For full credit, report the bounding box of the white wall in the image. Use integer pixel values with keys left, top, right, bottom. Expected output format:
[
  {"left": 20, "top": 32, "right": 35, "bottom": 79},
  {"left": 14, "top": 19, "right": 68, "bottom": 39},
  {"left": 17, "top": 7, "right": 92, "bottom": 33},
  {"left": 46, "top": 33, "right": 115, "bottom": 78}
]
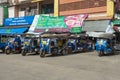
[
  {"left": 8, "top": 7, "right": 15, "bottom": 18},
  {"left": 0, "top": 7, "right": 3, "bottom": 25},
  {"left": 19, "top": 11, "right": 25, "bottom": 17}
]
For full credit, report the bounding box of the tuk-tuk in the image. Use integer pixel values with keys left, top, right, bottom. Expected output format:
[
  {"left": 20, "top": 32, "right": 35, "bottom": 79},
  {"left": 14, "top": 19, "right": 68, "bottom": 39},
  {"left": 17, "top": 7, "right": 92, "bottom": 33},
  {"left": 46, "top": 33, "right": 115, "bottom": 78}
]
[
  {"left": 95, "top": 33, "right": 115, "bottom": 56},
  {"left": 5, "top": 35, "right": 22, "bottom": 54},
  {"left": 0, "top": 34, "right": 8, "bottom": 52},
  {"left": 68, "top": 33, "right": 94, "bottom": 53},
  {"left": 39, "top": 32, "right": 70, "bottom": 57},
  {"left": 21, "top": 34, "right": 40, "bottom": 56}
]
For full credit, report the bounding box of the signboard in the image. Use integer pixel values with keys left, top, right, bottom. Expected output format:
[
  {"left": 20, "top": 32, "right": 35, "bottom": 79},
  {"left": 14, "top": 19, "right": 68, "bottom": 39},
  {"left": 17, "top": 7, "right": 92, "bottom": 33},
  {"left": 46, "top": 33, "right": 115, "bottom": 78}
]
[
  {"left": 71, "top": 27, "right": 82, "bottom": 33},
  {"left": 36, "top": 15, "right": 67, "bottom": 29},
  {"left": 64, "top": 14, "right": 88, "bottom": 29},
  {"left": 4, "top": 16, "right": 34, "bottom": 26},
  {"left": 113, "top": 19, "right": 120, "bottom": 25}
]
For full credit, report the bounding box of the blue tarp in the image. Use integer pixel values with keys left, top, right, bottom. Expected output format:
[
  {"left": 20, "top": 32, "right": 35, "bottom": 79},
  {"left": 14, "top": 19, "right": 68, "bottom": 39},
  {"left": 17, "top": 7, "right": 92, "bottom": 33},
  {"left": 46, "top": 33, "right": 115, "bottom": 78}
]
[{"left": 0, "top": 27, "right": 28, "bottom": 34}]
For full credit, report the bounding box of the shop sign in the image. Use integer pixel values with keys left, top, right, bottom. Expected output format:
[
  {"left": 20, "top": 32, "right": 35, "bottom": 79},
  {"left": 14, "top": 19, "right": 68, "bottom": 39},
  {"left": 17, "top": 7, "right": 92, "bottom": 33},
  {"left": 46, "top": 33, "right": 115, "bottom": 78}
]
[
  {"left": 64, "top": 14, "right": 88, "bottom": 29},
  {"left": 71, "top": 27, "right": 82, "bottom": 33},
  {"left": 36, "top": 15, "right": 67, "bottom": 29},
  {"left": 4, "top": 16, "right": 34, "bottom": 26},
  {"left": 113, "top": 19, "right": 120, "bottom": 25}
]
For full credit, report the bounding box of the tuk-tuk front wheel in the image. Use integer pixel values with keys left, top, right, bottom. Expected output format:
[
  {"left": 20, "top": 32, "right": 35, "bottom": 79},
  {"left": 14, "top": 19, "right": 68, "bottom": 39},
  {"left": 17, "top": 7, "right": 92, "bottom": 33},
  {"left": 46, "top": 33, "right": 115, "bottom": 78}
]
[
  {"left": 99, "top": 50, "right": 104, "bottom": 57},
  {"left": 5, "top": 48, "right": 11, "bottom": 55},
  {"left": 21, "top": 49, "right": 26, "bottom": 56},
  {"left": 40, "top": 50, "right": 46, "bottom": 58}
]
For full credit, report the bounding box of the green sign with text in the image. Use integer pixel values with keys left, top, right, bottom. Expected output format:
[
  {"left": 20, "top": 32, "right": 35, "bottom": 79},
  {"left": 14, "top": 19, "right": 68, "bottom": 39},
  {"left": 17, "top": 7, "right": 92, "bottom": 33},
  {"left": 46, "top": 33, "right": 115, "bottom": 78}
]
[{"left": 36, "top": 16, "right": 67, "bottom": 29}]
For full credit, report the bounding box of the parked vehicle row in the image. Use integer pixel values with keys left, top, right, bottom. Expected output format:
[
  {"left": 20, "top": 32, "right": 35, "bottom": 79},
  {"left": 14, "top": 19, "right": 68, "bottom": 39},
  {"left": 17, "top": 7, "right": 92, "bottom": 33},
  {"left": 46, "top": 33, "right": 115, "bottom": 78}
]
[{"left": 0, "top": 31, "right": 120, "bottom": 57}]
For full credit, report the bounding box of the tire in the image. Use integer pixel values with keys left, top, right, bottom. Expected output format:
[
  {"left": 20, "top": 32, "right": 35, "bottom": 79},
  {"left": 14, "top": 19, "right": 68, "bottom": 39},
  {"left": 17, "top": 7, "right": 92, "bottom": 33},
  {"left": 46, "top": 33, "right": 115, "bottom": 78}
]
[
  {"left": 40, "top": 50, "right": 46, "bottom": 58},
  {"left": 21, "top": 49, "right": 26, "bottom": 56},
  {"left": 5, "top": 48, "right": 11, "bottom": 55},
  {"left": 99, "top": 50, "right": 103, "bottom": 57},
  {"left": 68, "top": 47, "right": 73, "bottom": 54},
  {"left": 61, "top": 49, "right": 67, "bottom": 55}
]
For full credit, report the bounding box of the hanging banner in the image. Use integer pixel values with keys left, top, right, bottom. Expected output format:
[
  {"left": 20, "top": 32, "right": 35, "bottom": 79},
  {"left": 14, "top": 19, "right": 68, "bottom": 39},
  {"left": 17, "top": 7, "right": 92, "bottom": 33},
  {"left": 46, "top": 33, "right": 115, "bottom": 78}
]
[
  {"left": 36, "top": 16, "right": 67, "bottom": 29},
  {"left": 64, "top": 14, "right": 88, "bottom": 29},
  {"left": 4, "top": 16, "right": 34, "bottom": 26},
  {"left": 29, "top": 15, "right": 39, "bottom": 32}
]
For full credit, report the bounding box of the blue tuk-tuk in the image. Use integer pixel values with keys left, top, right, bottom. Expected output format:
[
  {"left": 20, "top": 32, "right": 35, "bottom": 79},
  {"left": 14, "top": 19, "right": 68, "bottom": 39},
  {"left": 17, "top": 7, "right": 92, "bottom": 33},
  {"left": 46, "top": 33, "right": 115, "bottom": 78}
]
[
  {"left": 95, "top": 33, "right": 115, "bottom": 56},
  {"left": 21, "top": 34, "right": 40, "bottom": 56},
  {"left": 5, "top": 35, "right": 22, "bottom": 54},
  {"left": 68, "top": 33, "right": 94, "bottom": 53},
  {"left": 0, "top": 34, "right": 8, "bottom": 52},
  {"left": 39, "top": 33, "right": 69, "bottom": 57}
]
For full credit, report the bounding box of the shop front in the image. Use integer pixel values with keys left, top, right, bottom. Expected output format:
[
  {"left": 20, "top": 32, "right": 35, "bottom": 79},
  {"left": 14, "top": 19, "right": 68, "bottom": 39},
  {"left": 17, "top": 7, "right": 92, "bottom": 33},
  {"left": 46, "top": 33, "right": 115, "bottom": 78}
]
[
  {"left": 0, "top": 16, "right": 34, "bottom": 49},
  {"left": 83, "top": 20, "right": 111, "bottom": 32}
]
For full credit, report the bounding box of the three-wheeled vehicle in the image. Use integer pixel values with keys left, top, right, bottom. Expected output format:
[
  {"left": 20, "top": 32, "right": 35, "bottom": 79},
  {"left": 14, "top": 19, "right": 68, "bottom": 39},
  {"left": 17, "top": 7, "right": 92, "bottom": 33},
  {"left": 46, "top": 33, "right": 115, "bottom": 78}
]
[
  {"left": 95, "top": 33, "right": 115, "bottom": 56},
  {"left": 5, "top": 35, "right": 22, "bottom": 54},
  {"left": 0, "top": 34, "right": 8, "bottom": 53},
  {"left": 21, "top": 33, "right": 40, "bottom": 56},
  {"left": 68, "top": 33, "right": 94, "bottom": 53},
  {"left": 39, "top": 32, "right": 70, "bottom": 57}
]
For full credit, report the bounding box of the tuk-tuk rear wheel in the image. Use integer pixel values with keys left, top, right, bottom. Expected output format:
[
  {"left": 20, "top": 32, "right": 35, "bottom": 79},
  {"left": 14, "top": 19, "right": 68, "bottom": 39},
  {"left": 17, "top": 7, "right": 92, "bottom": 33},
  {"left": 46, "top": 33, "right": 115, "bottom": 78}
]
[
  {"left": 68, "top": 47, "right": 73, "bottom": 54},
  {"left": 22, "top": 50, "right": 26, "bottom": 56},
  {"left": 99, "top": 50, "right": 103, "bottom": 57},
  {"left": 5, "top": 49, "right": 11, "bottom": 55},
  {"left": 40, "top": 50, "right": 46, "bottom": 58}
]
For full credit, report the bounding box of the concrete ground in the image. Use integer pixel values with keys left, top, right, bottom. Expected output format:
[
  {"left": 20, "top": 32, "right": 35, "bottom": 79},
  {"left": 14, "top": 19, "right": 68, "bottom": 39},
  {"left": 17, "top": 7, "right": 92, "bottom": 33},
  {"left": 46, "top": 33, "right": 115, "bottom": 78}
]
[{"left": 0, "top": 51, "right": 120, "bottom": 80}]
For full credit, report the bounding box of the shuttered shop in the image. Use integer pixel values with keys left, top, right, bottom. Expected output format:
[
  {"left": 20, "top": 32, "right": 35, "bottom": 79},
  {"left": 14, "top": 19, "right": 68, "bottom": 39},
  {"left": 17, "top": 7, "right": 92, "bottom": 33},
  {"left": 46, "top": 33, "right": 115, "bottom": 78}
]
[{"left": 83, "top": 20, "right": 109, "bottom": 32}]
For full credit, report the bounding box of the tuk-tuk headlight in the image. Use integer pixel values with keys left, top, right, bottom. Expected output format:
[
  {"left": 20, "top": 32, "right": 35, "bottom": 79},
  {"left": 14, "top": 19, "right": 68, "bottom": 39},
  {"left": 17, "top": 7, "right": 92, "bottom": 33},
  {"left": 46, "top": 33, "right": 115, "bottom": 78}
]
[
  {"left": 42, "top": 41, "right": 47, "bottom": 45},
  {"left": 24, "top": 42, "right": 28, "bottom": 45},
  {"left": 98, "top": 40, "right": 104, "bottom": 45},
  {"left": 22, "top": 47, "right": 25, "bottom": 49}
]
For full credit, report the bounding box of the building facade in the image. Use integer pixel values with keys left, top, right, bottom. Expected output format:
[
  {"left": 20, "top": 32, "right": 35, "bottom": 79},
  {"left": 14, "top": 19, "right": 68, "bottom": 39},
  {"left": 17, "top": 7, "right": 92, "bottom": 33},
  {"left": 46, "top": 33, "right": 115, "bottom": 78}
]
[
  {"left": 58, "top": 0, "right": 114, "bottom": 32},
  {"left": 0, "top": 0, "right": 116, "bottom": 32},
  {"left": 7, "top": 0, "right": 54, "bottom": 18}
]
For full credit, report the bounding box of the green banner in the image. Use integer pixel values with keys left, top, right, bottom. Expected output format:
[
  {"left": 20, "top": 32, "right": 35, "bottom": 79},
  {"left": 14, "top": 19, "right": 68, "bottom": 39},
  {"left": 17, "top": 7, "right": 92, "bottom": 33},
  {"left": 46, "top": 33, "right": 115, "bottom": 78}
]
[
  {"left": 113, "top": 19, "right": 120, "bottom": 25},
  {"left": 36, "top": 16, "right": 67, "bottom": 29},
  {"left": 71, "top": 27, "right": 82, "bottom": 33}
]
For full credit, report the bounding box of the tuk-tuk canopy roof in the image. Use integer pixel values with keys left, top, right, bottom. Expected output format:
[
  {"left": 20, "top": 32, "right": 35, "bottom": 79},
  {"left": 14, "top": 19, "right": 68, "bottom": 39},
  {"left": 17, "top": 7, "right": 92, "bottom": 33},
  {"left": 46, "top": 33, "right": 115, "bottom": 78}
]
[
  {"left": 40, "top": 32, "right": 70, "bottom": 38},
  {"left": 87, "top": 32, "right": 115, "bottom": 39}
]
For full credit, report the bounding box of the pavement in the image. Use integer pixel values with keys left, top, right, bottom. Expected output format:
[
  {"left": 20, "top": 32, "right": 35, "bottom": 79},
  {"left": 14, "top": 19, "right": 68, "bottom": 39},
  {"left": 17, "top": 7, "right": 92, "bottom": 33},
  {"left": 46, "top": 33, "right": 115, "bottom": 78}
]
[{"left": 0, "top": 51, "right": 120, "bottom": 80}]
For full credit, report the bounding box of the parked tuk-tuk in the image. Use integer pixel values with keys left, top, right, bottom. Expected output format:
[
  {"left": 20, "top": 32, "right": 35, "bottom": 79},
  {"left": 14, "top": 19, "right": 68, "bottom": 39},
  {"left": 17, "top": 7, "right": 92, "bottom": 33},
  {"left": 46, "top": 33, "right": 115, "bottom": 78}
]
[
  {"left": 39, "top": 32, "right": 70, "bottom": 57},
  {"left": 5, "top": 35, "right": 22, "bottom": 54},
  {"left": 0, "top": 34, "right": 8, "bottom": 53},
  {"left": 68, "top": 33, "right": 94, "bottom": 53},
  {"left": 21, "top": 33, "right": 40, "bottom": 56},
  {"left": 95, "top": 33, "right": 115, "bottom": 56}
]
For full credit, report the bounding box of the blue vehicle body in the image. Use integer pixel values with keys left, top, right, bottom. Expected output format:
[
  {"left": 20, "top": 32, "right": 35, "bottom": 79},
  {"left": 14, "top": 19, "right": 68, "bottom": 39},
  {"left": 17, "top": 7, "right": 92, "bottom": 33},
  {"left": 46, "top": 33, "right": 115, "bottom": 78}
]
[
  {"left": 39, "top": 36, "right": 69, "bottom": 57},
  {"left": 5, "top": 36, "right": 22, "bottom": 54},
  {"left": 96, "top": 39, "right": 113, "bottom": 56},
  {"left": 21, "top": 36, "right": 40, "bottom": 56},
  {"left": 40, "top": 38, "right": 58, "bottom": 55},
  {"left": 68, "top": 36, "right": 94, "bottom": 53}
]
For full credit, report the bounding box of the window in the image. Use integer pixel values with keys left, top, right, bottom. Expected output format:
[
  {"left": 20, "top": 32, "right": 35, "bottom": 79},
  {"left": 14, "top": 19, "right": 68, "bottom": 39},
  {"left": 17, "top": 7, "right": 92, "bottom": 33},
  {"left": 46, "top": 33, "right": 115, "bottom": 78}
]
[
  {"left": 41, "top": 4, "right": 54, "bottom": 14},
  {"left": 19, "top": 6, "right": 37, "bottom": 16}
]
